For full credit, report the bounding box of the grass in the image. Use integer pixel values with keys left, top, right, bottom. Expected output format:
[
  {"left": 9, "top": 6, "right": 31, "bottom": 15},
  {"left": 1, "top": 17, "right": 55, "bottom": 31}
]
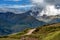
[
  {"left": 22, "top": 23, "right": 60, "bottom": 40},
  {"left": 43, "top": 31, "right": 60, "bottom": 40},
  {"left": 0, "top": 38, "right": 20, "bottom": 40},
  {"left": 0, "top": 28, "right": 32, "bottom": 40},
  {"left": 0, "top": 23, "right": 60, "bottom": 40}
]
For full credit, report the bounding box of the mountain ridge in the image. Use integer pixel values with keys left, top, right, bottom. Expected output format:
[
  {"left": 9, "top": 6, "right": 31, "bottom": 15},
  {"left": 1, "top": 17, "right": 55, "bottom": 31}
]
[
  {"left": 0, "top": 23, "right": 60, "bottom": 40},
  {"left": 0, "top": 11, "right": 46, "bottom": 35}
]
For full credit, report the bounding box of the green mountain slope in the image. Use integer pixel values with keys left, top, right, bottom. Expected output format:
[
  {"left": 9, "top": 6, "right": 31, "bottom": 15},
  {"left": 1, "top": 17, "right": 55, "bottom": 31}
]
[
  {"left": 0, "top": 23, "right": 60, "bottom": 40},
  {"left": 43, "top": 31, "right": 60, "bottom": 40},
  {"left": 20, "top": 23, "right": 60, "bottom": 40}
]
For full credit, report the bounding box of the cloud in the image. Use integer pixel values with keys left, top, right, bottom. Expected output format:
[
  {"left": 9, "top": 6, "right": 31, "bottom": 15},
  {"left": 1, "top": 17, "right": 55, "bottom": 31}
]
[
  {"left": 4, "top": 0, "right": 22, "bottom": 1},
  {"left": 31, "top": 0, "right": 60, "bottom": 9},
  {"left": 45, "top": 0, "right": 60, "bottom": 4},
  {"left": 45, "top": 0, "right": 60, "bottom": 8},
  {"left": 0, "top": 4, "right": 35, "bottom": 14},
  {"left": 31, "top": 0, "right": 60, "bottom": 7},
  {"left": 31, "top": 0, "right": 46, "bottom": 6},
  {"left": 38, "top": 5, "right": 60, "bottom": 16},
  {"left": 31, "top": 0, "right": 60, "bottom": 4},
  {"left": 31, "top": 0, "right": 60, "bottom": 16},
  {"left": 0, "top": 5, "right": 35, "bottom": 8},
  {"left": 31, "top": 0, "right": 44, "bottom": 4}
]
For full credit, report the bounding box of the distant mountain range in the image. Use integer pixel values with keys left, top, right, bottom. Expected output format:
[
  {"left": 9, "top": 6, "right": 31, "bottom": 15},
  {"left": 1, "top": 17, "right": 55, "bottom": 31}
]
[
  {"left": 0, "top": 6, "right": 60, "bottom": 35},
  {"left": 0, "top": 11, "right": 46, "bottom": 35},
  {"left": 0, "top": 22, "right": 60, "bottom": 40}
]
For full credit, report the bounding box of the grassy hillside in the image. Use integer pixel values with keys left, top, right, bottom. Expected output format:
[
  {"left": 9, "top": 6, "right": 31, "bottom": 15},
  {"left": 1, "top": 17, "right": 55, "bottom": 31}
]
[
  {"left": 0, "top": 23, "right": 60, "bottom": 40},
  {"left": 19, "top": 23, "right": 60, "bottom": 40},
  {"left": 0, "top": 28, "right": 32, "bottom": 40},
  {"left": 43, "top": 31, "right": 60, "bottom": 40}
]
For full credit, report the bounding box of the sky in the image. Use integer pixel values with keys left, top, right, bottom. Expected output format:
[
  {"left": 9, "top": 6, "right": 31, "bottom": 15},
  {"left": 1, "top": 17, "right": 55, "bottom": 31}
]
[
  {"left": 0, "top": 0, "right": 34, "bottom": 13},
  {"left": 0, "top": 0, "right": 31, "bottom": 5},
  {"left": 0, "top": 0, "right": 60, "bottom": 9},
  {"left": 31, "top": 0, "right": 60, "bottom": 16},
  {"left": 0, "top": 0, "right": 60, "bottom": 15},
  {"left": 0, "top": 0, "right": 33, "bottom": 8}
]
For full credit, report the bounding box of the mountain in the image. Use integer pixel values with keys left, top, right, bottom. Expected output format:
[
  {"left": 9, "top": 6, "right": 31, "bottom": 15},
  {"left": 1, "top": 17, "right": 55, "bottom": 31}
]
[
  {"left": 36, "top": 15, "right": 60, "bottom": 23},
  {"left": 0, "top": 11, "right": 46, "bottom": 35},
  {"left": 30, "top": 5, "right": 60, "bottom": 23},
  {"left": 0, "top": 5, "right": 60, "bottom": 36},
  {"left": 26, "top": 5, "right": 60, "bottom": 24},
  {"left": 16, "top": 23, "right": 60, "bottom": 40},
  {"left": 0, "top": 23, "right": 60, "bottom": 40}
]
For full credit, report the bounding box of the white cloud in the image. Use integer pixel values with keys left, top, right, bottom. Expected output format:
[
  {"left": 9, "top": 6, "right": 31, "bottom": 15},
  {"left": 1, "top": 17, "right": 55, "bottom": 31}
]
[
  {"left": 11, "top": 5, "right": 35, "bottom": 8},
  {"left": 31, "top": 0, "right": 47, "bottom": 8},
  {"left": 0, "top": 5, "right": 35, "bottom": 8},
  {"left": 31, "top": 0, "right": 44, "bottom": 4},
  {"left": 31, "top": 0, "right": 60, "bottom": 5},
  {"left": 4, "top": 0, "right": 22, "bottom": 1},
  {"left": 0, "top": 4, "right": 35, "bottom": 14},
  {"left": 31, "top": 0, "right": 60, "bottom": 16},
  {"left": 38, "top": 5, "right": 60, "bottom": 16}
]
